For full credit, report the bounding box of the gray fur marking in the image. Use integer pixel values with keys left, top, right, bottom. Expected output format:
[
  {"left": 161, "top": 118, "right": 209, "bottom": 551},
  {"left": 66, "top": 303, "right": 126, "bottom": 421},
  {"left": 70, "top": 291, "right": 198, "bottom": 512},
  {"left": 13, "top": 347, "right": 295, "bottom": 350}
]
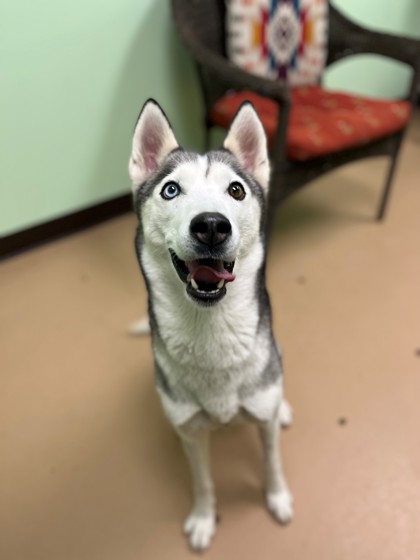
[
  {"left": 134, "top": 227, "right": 161, "bottom": 341},
  {"left": 259, "top": 342, "right": 283, "bottom": 386},
  {"left": 133, "top": 149, "right": 266, "bottom": 216},
  {"left": 207, "top": 150, "right": 265, "bottom": 209},
  {"left": 155, "top": 360, "right": 177, "bottom": 400},
  {"left": 133, "top": 149, "right": 197, "bottom": 210}
]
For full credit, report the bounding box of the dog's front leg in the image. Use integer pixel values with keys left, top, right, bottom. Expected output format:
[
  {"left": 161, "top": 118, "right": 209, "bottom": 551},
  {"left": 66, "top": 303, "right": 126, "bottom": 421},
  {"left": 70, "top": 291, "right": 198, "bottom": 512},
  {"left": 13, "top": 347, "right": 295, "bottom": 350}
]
[
  {"left": 259, "top": 407, "right": 294, "bottom": 524},
  {"left": 177, "top": 425, "right": 216, "bottom": 550}
]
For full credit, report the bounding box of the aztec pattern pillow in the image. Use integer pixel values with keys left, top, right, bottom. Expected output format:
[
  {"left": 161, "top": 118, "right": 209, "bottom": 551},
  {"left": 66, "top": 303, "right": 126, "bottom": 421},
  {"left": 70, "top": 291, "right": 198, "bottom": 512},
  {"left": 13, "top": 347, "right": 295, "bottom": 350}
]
[{"left": 226, "top": 0, "right": 329, "bottom": 86}]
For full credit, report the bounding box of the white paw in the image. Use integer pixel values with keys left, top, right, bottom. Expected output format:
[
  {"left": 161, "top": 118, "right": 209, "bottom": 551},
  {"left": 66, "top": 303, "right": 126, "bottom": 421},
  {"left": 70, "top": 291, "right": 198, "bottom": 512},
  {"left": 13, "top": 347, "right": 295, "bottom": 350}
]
[
  {"left": 184, "top": 512, "right": 216, "bottom": 551},
  {"left": 127, "top": 316, "right": 150, "bottom": 336},
  {"left": 267, "top": 490, "right": 294, "bottom": 524},
  {"left": 279, "top": 399, "right": 293, "bottom": 428}
]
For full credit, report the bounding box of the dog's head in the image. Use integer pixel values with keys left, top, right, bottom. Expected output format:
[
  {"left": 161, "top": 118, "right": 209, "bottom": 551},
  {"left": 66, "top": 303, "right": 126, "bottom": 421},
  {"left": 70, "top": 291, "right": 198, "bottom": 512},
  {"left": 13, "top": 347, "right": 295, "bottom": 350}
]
[{"left": 129, "top": 99, "right": 270, "bottom": 307}]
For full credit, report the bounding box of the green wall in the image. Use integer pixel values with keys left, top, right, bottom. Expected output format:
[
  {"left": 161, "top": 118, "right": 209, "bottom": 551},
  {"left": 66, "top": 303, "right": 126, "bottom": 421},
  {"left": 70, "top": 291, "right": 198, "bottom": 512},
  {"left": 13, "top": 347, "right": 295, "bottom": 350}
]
[
  {"left": 1, "top": 0, "right": 419, "bottom": 237},
  {"left": 326, "top": 0, "right": 420, "bottom": 97},
  {"left": 0, "top": 0, "right": 202, "bottom": 236}
]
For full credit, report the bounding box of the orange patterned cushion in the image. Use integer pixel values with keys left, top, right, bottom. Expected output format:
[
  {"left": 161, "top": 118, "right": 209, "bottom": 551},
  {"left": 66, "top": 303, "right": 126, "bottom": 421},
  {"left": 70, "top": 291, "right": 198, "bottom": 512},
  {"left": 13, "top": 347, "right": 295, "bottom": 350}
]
[{"left": 210, "top": 87, "right": 411, "bottom": 161}]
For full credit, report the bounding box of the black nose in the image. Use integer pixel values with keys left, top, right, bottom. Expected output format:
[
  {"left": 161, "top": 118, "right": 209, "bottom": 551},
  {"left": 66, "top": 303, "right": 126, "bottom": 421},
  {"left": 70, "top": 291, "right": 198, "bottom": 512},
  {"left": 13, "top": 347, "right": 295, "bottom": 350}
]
[{"left": 190, "top": 212, "right": 232, "bottom": 247}]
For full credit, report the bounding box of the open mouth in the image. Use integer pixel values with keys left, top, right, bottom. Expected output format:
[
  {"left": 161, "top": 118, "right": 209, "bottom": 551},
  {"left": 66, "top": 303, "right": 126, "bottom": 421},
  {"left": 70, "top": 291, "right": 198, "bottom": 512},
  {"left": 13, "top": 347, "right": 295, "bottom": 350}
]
[{"left": 170, "top": 250, "right": 235, "bottom": 305}]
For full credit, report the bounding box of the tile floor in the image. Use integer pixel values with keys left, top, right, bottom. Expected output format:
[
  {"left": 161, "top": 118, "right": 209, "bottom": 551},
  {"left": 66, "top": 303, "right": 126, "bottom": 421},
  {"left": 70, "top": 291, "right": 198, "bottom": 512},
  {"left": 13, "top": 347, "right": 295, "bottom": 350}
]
[{"left": 1, "top": 114, "right": 420, "bottom": 560}]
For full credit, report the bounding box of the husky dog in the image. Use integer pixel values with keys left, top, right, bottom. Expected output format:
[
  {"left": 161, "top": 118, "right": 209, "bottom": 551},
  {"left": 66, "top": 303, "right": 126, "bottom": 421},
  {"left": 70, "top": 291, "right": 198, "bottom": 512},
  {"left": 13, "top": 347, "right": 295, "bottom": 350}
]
[{"left": 128, "top": 100, "right": 293, "bottom": 550}]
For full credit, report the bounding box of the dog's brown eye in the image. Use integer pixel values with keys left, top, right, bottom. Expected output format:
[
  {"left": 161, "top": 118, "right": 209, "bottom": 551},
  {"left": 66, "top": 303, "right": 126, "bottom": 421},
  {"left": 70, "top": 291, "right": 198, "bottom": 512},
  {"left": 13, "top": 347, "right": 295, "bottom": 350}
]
[{"left": 228, "top": 182, "right": 246, "bottom": 201}]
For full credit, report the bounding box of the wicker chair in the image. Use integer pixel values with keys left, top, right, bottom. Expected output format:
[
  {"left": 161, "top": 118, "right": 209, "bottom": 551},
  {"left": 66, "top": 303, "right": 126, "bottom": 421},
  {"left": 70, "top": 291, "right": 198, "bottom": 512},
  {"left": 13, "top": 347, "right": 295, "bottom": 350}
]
[{"left": 172, "top": 0, "right": 420, "bottom": 221}]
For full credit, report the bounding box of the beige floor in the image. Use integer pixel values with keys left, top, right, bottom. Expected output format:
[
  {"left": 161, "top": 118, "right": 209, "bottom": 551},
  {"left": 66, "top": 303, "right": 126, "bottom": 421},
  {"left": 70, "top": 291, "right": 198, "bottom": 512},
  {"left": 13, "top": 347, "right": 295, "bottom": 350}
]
[{"left": 2, "top": 115, "right": 420, "bottom": 560}]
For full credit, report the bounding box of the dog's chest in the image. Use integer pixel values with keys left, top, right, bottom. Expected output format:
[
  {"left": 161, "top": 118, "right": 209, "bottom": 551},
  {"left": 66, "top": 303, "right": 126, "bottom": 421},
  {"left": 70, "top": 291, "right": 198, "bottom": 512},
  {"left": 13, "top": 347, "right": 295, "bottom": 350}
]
[
  {"left": 154, "top": 292, "right": 261, "bottom": 372},
  {"left": 142, "top": 244, "right": 274, "bottom": 425},
  {"left": 153, "top": 303, "right": 273, "bottom": 425}
]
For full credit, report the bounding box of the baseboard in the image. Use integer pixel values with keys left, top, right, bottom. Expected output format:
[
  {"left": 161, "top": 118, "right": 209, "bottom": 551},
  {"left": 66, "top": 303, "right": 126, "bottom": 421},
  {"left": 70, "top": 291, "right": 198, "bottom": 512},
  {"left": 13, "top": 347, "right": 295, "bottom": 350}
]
[{"left": 0, "top": 194, "right": 132, "bottom": 260}]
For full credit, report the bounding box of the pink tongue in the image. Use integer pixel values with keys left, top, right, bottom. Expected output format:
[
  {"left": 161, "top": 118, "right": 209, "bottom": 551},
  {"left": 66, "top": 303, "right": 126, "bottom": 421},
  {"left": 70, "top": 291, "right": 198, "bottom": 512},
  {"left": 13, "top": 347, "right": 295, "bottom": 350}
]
[{"left": 186, "top": 261, "right": 235, "bottom": 284}]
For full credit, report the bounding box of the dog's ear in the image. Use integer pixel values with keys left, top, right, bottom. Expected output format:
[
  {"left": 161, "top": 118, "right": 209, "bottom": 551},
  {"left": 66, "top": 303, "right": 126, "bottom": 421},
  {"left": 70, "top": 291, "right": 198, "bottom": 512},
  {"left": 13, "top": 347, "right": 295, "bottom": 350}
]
[
  {"left": 129, "top": 100, "right": 179, "bottom": 192},
  {"left": 223, "top": 103, "right": 270, "bottom": 192}
]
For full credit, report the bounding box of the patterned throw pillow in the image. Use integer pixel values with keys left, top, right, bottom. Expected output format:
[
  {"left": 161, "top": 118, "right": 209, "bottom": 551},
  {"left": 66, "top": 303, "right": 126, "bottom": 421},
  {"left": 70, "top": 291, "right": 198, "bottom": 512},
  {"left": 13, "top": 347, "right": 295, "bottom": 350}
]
[{"left": 226, "top": 0, "right": 329, "bottom": 86}]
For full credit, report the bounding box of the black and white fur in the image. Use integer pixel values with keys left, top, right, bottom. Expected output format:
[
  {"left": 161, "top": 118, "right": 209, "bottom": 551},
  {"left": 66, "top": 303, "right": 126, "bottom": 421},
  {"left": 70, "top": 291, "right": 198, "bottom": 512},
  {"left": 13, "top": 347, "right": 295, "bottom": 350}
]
[{"left": 129, "top": 100, "right": 293, "bottom": 550}]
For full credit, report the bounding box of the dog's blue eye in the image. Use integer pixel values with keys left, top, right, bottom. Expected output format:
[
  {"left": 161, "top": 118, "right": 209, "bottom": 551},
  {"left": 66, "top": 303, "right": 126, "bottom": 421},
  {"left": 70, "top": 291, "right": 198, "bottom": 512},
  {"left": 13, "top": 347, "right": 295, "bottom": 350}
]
[{"left": 161, "top": 182, "right": 181, "bottom": 200}]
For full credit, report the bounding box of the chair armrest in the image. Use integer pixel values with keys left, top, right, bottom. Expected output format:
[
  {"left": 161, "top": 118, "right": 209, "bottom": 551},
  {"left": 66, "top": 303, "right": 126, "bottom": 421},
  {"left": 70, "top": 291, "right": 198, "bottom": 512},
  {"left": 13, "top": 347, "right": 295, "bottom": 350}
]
[
  {"left": 173, "top": 17, "right": 291, "bottom": 105},
  {"left": 195, "top": 49, "right": 291, "bottom": 105},
  {"left": 328, "top": 3, "right": 420, "bottom": 70}
]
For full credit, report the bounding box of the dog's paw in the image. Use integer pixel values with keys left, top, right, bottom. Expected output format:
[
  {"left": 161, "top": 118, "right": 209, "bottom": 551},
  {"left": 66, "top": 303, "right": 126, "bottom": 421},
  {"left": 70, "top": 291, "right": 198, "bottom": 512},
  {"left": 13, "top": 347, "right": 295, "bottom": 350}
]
[
  {"left": 279, "top": 399, "right": 293, "bottom": 429},
  {"left": 184, "top": 512, "right": 216, "bottom": 551},
  {"left": 127, "top": 316, "right": 150, "bottom": 336},
  {"left": 266, "top": 490, "right": 294, "bottom": 524}
]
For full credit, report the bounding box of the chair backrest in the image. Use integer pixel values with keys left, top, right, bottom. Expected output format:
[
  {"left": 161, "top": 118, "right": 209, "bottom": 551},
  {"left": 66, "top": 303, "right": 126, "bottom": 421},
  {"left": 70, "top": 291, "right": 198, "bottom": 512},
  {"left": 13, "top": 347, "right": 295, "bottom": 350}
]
[
  {"left": 171, "top": 0, "right": 346, "bottom": 111},
  {"left": 172, "top": 0, "right": 227, "bottom": 56},
  {"left": 172, "top": 0, "right": 368, "bottom": 71}
]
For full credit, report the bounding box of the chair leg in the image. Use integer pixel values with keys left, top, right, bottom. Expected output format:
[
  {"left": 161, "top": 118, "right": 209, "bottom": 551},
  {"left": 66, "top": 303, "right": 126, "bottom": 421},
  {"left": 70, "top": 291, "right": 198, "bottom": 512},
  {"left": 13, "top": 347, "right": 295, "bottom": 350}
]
[{"left": 377, "top": 139, "right": 403, "bottom": 221}]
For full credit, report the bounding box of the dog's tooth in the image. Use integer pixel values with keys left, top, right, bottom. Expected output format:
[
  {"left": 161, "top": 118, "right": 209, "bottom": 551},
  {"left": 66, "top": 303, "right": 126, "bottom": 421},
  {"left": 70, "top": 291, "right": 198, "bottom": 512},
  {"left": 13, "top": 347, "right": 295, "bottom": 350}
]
[
  {"left": 217, "top": 279, "right": 225, "bottom": 289},
  {"left": 191, "top": 278, "right": 199, "bottom": 290}
]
